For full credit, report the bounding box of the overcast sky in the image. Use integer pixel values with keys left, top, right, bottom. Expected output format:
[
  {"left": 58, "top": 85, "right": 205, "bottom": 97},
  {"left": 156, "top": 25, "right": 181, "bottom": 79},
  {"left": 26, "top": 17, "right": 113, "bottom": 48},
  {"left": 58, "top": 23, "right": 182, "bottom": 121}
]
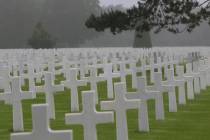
[
  {"left": 100, "top": 0, "right": 139, "bottom": 8},
  {"left": 100, "top": 0, "right": 206, "bottom": 8}
]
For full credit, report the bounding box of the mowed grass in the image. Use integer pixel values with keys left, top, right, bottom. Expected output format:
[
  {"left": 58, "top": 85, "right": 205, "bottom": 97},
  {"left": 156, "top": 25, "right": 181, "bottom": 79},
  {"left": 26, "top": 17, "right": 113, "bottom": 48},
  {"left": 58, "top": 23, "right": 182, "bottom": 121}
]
[{"left": 0, "top": 74, "right": 210, "bottom": 140}]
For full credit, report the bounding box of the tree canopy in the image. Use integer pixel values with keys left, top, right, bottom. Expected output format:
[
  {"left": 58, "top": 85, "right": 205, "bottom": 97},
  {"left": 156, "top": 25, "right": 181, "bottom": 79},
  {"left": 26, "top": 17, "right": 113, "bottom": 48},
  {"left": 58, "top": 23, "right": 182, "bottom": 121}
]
[{"left": 86, "top": 0, "right": 210, "bottom": 37}]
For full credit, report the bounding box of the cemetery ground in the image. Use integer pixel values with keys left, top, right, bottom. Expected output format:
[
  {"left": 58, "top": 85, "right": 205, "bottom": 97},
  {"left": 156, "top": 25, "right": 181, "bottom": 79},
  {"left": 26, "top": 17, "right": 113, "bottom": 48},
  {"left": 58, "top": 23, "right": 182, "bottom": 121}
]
[{"left": 0, "top": 74, "right": 210, "bottom": 140}]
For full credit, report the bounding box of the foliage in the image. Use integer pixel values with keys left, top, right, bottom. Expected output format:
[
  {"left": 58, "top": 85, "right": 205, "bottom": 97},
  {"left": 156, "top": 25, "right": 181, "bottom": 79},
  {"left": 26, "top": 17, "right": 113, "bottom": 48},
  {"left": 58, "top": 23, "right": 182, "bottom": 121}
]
[
  {"left": 86, "top": 0, "right": 210, "bottom": 37},
  {"left": 28, "top": 22, "right": 56, "bottom": 49}
]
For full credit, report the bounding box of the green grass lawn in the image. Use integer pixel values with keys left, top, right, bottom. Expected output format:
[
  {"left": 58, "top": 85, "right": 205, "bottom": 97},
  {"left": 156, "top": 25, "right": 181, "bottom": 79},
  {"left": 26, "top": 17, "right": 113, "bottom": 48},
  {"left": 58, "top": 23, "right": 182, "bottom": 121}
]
[{"left": 0, "top": 74, "right": 210, "bottom": 140}]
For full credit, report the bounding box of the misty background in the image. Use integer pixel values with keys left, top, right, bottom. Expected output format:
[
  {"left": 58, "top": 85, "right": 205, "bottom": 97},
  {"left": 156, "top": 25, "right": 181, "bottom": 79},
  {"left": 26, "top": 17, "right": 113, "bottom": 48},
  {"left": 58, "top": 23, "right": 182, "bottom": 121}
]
[{"left": 0, "top": 0, "right": 210, "bottom": 48}]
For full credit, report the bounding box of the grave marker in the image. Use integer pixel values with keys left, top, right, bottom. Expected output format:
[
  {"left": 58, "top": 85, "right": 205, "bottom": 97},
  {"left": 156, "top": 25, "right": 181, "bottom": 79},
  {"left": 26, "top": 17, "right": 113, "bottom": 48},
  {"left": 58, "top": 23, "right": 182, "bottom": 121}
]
[
  {"left": 36, "top": 72, "right": 64, "bottom": 119},
  {"left": 126, "top": 77, "right": 164, "bottom": 122},
  {"left": 62, "top": 68, "right": 87, "bottom": 112},
  {"left": 101, "top": 83, "right": 140, "bottom": 140},
  {"left": 65, "top": 91, "right": 114, "bottom": 140},
  {"left": 148, "top": 72, "right": 177, "bottom": 112},
  {"left": 83, "top": 67, "right": 105, "bottom": 104},
  {"left": 11, "top": 104, "right": 73, "bottom": 140},
  {"left": 102, "top": 63, "right": 120, "bottom": 99}
]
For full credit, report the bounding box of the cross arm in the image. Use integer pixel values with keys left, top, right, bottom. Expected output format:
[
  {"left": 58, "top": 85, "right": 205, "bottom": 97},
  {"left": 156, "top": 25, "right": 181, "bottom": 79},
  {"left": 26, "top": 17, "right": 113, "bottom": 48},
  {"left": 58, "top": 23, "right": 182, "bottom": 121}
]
[
  {"left": 97, "top": 76, "right": 106, "bottom": 82},
  {"left": 162, "top": 85, "right": 174, "bottom": 92},
  {"left": 162, "top": 81, "right": 169, "bottom": 85},
  {"left": 145, "top": 91, "right": 161, "bottom": 100},
  {"left": 50, "top": 130, "right": 73, "bottom": 140},
  {"left": 174, "top": 80, "right": 185, "bottom": 86},
  {"left": 95, "top": 111, "right": 114, "bottom": 124},
  {"left": 62, "top": 81, "right": 71, "bottom": 89},
  {"left": 11, "top": 133, "right": 32, "bottom": 140},
  {"left": 112, "top": 72, "right": 120, "bottom": 78},
  {"left": 65, "top": 113, "right": 84, "bottom": 125},
  {"left": 125, "top": 92, "right": 139, "bottom": 100},
  {"left": 36, "top": 86, "right": 44, "bottom": 93},
  {"left": 21, "top": 91, "right": 36, "bottom": 100},
  {"left": 53, "top": 84, "right": 64, "bottom": 94},
  {"left": 101, "top": 101, "right": 115, "bottom": 111},
  {"left": 146, "top": 85, "right": 156, "bottom": 91},
  {"left": 183, "top": 75, "right": 194, "bottom": 81},
  {"left": 125, "top": 99, "right": 140, "bottom": 110},
  {"left": 191, "top": 72, "right": 201, "bottom": 78},
  {"left": 78, "top": 80, "right": 87, "bottom": 87}
]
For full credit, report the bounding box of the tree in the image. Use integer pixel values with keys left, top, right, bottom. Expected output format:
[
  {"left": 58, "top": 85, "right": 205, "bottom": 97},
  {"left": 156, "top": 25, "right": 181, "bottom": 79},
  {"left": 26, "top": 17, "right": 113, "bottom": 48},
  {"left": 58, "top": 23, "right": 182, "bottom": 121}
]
[
  {"left": 28, "top": 22, "right": 56, "bottom": 49},
  {"left": 85, "top": 0, "right": 210, "bottom": 46},
  {"left": 100, "top": 4, "right": 152, "bottom": 48}
]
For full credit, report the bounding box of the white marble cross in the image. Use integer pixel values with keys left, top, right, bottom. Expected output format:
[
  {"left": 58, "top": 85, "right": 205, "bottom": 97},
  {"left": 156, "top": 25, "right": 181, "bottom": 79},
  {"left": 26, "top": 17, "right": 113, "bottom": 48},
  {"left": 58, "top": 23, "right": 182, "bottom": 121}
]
[
  {"left": 205, "top": 58, "right": 210, "bottom": 85},
  {"left": 78, "top": 59, "right": 88, "bottom": 79},
  {"left": 47, "top": 61, "right": 56, "bottom": 81},
  {"left": 20, "top": 63, "right": 36, "bottom": 92},
  {"left": 34, "top": 61, "right": 43, "bottom": 83},
  {"left": 146, "top": 56, "right": 162, "bottom": 83},
  {"left": 65, "top": 91, "right": 114, "bottom": 140},
  {"left": 83, "top": 67, "right": 105, "bottom": 104},
  {"left": 0, "top": 77, "right": 35, "bottom": 132},
  {"left": 174, "top": 66, "right": 187, "bottom": 104},
  {"left": 198, "top": 59, "right": 208, "bottom": 90},
  {"left": 188, "top": 63, "right": 201, "bottom": 94},
  {"left": 178, "top": 65, "right": 195, "bottom": 100},
  {"left": 163, "top": 68, "right": 186, "bottom": 105},
  {"left": 139, "top": 58, "right": 147, "bottom": 77},
  {"left": 12, "top": 65, "right": 19, "bottom": 77},
  {"left": 101, "top": 82, "right": 140, "bottom": 140},
  {"left": 36, "top": 72, "right": 64, "bottom": 119},
  {"left": 11, "top": 104, "right": 73, "bottom": 140},
  {"left": 62, "top": 68, "right": 87, "bottom": 112},
  {"left": 185, "top": 63, "right": 199, "bottom": 97},
  {"left": 119, "top": 62, "right": 127, "bottom": 83},
  {"left": 112, "top": 58, "right": 120, "bottom": 72},
  {"left": 102, "top": 63, "right": 120, "bottom": 99},
  {"left": 148, "top": 72, "right": 177, "bottom": 112},
  {"left": 27, "top": 64, "right": 36, "bottom": 92},
  {"left": 125, "top": 78, "right": 148, "bottom": 132},
  {"left": 126, "top": 77, "right": 165, "bottom": 129},
  {"left": 129, "top": 61, "right": 138, "bottom": 89}
]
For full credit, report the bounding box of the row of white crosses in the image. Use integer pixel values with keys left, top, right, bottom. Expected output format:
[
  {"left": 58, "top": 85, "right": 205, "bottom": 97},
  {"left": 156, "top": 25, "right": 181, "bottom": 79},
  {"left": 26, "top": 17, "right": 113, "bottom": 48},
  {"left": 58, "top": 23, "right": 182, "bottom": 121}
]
[
  {"left": 0, "top": 80, "right": 191, "bottom": 140},
  {"left": 65, "top": 53, "right": 210, "bottom": 140},
  {"left": 0, "top": 56, "right": 133, "bottom": 140},
  {"left": 0, "top": 48, "right": 210, "bottom": 140}
]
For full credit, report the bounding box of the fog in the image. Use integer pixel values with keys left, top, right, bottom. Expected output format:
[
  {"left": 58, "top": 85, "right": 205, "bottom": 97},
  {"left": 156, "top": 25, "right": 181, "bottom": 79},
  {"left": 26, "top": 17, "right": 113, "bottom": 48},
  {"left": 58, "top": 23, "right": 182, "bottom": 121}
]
[
  {"left": 100, "top": 0, "right": 139, "bottom": 8},
  {"left": 0, "top": 0, "right": 209, "bottom": 48}
]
